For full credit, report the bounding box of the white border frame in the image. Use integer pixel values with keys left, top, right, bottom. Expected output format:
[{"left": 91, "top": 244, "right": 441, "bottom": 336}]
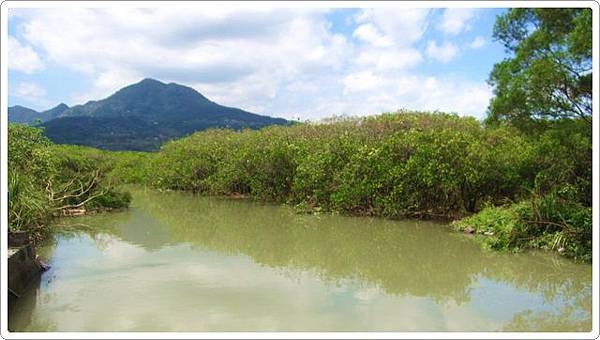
[{"left": 0, "top": 1, "right": 598, "bottom": 339}]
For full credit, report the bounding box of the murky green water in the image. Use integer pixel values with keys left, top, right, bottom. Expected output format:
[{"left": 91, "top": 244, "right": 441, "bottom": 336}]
[{"left": 9, "top": 187, "right": 592, "bottom": 332}]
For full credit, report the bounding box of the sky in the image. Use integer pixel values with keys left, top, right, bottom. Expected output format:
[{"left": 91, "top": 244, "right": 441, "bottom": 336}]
[{"left": 7, "top": 6, "right": 508, "bottom": 121}]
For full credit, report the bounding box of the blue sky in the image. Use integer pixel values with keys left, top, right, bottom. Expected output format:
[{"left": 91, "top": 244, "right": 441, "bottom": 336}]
[{"left": 8, "top": 7, "right": 507, "bottom": 120}]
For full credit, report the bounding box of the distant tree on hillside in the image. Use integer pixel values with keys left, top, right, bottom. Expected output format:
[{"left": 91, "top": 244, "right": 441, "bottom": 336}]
[{"left": 487, "top": 8, "right": 592, "bottom": 125}]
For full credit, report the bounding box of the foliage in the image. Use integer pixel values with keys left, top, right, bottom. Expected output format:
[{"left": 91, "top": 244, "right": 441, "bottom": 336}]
[
  {"left": 452, "top": 193, "right": 592, "bottom": 263},
  {"left": 8, "top": 124, "right": 57, "bottom": 183},
  {"left": 10, "top": 108, "right": 591, "bottom": 262},
  {"left": 8, "top": 172, "right": 52, "bottom": 233},
  {"left": 8, "top": 124, "right": 132, "bottom": 236},
  {"left": 452, "top": 116, "right": 591, "bottom": 262},
  {"left": 126, "top": 110, "right": 590, "bottom": 261},
  {"left": 108, "top": 151, "right": 154, "bottom": 184},
  {"left": 49, "top": 145, "right": 132, "bottom": 211},
  {"left": 488, "top": 8, "right": 592, "bottom": 126},
  {"left": 8, "top": 125, "right": 57, "bottom": 232},
  {"left": 529, "top": 119, "right": 592, "bottom": 206}
]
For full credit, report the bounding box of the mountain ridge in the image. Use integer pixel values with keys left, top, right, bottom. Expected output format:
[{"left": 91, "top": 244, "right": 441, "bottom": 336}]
[
  {"left": 8, "top": 103, "right": 70, "bottom": 124},
  {"left": 9, "top": 78, "right": 291, "bottom": 151}
]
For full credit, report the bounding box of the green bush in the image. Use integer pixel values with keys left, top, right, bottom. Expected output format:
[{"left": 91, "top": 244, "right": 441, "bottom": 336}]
[
  {"left": 8, "top": 124, "right": 132, "bottom": 235},
  {"left": 8, "top": 125, "right": 56, "bottom": 233},
  {"left": 452, "top": 191, "right": 592, "bottom": 262},
  {"left": 8, "top": 172, "right": 52, "bottom": 232},
  {"left": 138, "top": 111, "right": 590, "bottom": 261},
  {"left": 87, "top": 190, "right": 132, "bottom": 209},
  {"left": 108, "top": 151, "right": 153, "bottom": 184}
]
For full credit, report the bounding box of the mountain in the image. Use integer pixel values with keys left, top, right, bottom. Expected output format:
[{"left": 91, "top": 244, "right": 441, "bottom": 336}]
[
  {"left": 8, "top": 105, "right": 40, "bottom": 124},
  {"left": 42, "top": 116, "right": 164, "bottom": 151},
  {"left": 43, "top": 103, "right": 70, "bottom": 119},
  {"left": 8, "top": 103, "right": 70, "bottom": 124},
  {"left": 29, "top": 78, "right": 290, "bottom": 151}
]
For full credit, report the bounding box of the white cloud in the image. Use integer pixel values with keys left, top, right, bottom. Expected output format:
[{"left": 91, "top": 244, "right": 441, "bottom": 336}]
[
  {"left": 16, "top": 8, "right": 350, "bottom": 115},
  {"left": 13, "top": 81, "right": 46, "bottom": 98},
  {"left": 438, "top": 9, "right": 478, "bottom": 35},
  {"left": 426, "top": 41, "right": 459, "bottom": 63},
  {"left": 10, "top": 7, "right": 492, "bottom": 120},
  {"left": 355, "top": 74, "right": 492, "bottom": 119},
  {"left": 343, "top": 71, "right": 382, "bottom": 94},
  {"left": 356, "top": 8, "right": 431, "bottom": 46},
  {"left": 356, "top": 48, "right": 422, "bottom": 71},
  {"left": 352, "top": 23, "right": 393, "bottom": 47},
  {"left": 10, "top": 81, "right": 51, "bottom": 108},
  {"left": 70, "top": 69, "right": 142, "bottom": 104},
  {"left": 469, "top": 36, "right": 486, "bottom": 49},
  {"left": 8, "top": 36, "right": 44, "bottom": 74}
]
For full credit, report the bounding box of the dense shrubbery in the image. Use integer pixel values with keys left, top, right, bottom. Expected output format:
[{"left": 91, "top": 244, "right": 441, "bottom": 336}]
[
  {"left": 146, "top": 112, "right": 527, "bottom": 214},
  {"left": 128, "top": 111, "right": 591, "bottom": 261},
  {"left": 8, "top": 125, "right": 57, "bottom": 232},
  {"left": 452, "top": 194, "right": 592, "bottom": 262},
  {"left": 9, "top": 110, "right": 591, "bottom": 261},
  {"left": 8, "top": 124, "right": 131, "bottom": 237},
  {"left": 453, "top": 119, "right": 592, "bottom": 262}
]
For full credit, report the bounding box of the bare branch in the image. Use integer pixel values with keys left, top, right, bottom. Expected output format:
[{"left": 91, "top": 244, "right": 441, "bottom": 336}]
[
  {"left": 55, "top": 188, "right": 108, "bottom": 211},
  {"left": 53, "top": 170, "right": 101, "bottom": 202}
]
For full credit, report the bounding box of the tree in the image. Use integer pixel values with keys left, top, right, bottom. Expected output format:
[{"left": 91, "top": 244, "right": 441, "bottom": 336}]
[{"left": 487, "top": 8, "right": 592, "bottom": 125}]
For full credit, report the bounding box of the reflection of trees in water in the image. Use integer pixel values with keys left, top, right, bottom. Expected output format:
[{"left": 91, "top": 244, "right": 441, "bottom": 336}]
[
  {"left": 481, "top": 253, "right": 592, "bottom": 332},
  {"left": 481, "top": 252, "right": 591, "bottom": 303},
  {"left": 55, "top": 187, "right": 592, "bottom": 330},
  {"left": 503, "top": 297, "right": 592, "bottom": 332},
  {"left": 129, "top": 188, "right": 590, "bottom": 309},
  {"left": 54, "top": 208, "right": 171, "bottom": 251},
  {"left": 51, "top": 218, "right": 122, "bottom": 251},
  {"left": 130, "top": 188, "right": 483, "bottom": 304}
]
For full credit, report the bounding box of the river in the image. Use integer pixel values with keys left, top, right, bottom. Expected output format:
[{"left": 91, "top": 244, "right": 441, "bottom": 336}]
[{"left": 8, "top": 187, "right": 592, "bottom": 332}]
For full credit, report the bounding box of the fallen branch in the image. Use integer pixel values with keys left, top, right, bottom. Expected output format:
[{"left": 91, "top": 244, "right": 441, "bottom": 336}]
[
  {"left": 50, "top": 170, "right": 101, "bottom": 202},
  {"left": 54, "top": 189, "right": 108, "bottom": 211}
]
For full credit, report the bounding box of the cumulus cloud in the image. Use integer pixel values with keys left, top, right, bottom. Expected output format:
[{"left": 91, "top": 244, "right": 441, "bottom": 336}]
[
  {"left": 356, "top": 48, "right": 422, "bottom": 71},
  {"left": 10, "top": 81, "right": 50, "bottom": 107},
  {"left": 9, "top": 7, "right": 492, "bottom": 120},
  {"left": 469, "top": 36, "right": 486, "bottom": 49},
  {"left": 438, "top": 8, "right": 478, "bottom": 35},
  {"left": 353, "top": 23, "right": 393, "bottom": 47},
  {"left": 13, "top": 81, "right": 46, "bottom": 98},
  {"left": 426, "top": 41, "right": 459, "bottom": 63},
  {"left": 339, "top": 73, "right": 492, "bottom": 119},
  {"left": 343, "top": 71, "right": 382, "bottom": 94},
  {"left": 356, "top": 8, "right": 431, "bottom": 46},
  {"left": 8, "top": 36, "right": 44, "bottom": 74},
  {"left": 16, "top": 8, "right": 352, "bottom": 113}
]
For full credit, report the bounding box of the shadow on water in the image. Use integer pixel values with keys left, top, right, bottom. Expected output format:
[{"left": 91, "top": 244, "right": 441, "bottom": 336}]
[{"left": 9, "top": 186, "right": 592, "bottom": 332}]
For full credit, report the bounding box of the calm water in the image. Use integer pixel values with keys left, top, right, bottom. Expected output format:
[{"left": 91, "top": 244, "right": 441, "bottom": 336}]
[{"left": 9, "top": 187, "right": 592, "bottom": 332}]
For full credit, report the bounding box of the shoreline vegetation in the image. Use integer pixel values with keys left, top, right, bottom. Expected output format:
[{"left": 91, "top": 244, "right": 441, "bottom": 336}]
[
  {"left": 8, "top": 110, "right": 592, "bottom": 262},
  {"left": 7, "top": 9, "right": 593, "bottom": 262},
  {"left": 8, "top": 124, "right": 132, "bottom": 243}
]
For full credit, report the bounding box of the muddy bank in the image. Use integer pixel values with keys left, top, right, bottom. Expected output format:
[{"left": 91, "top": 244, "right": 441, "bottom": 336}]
[{"left": 8, "top": 234, "right": 48, "bottom": 309}]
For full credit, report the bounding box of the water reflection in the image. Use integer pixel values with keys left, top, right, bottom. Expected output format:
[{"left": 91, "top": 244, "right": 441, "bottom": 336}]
[{"left": 8, "top": 187, "right": 592, "bottom": 332}]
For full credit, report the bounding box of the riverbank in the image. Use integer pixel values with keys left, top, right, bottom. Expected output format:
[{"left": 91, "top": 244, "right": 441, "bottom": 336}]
[
  {"left": 8, "top": 111, "right": 592, "bottom": 262},
  {"left": 111, "top": 112, "right": 590, "bottom": 261},
  {"left": 7, "top": 234, "right": 48, "bottom": 310}
]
